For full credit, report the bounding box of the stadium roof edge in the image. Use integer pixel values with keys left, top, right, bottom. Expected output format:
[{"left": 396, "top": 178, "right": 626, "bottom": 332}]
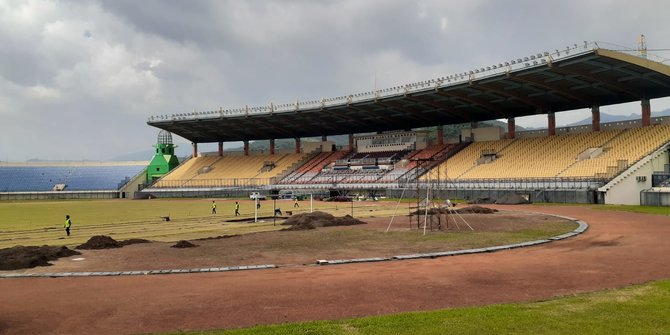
[{"left": 148, "top": 45, "right": 670, "bottom": 143}]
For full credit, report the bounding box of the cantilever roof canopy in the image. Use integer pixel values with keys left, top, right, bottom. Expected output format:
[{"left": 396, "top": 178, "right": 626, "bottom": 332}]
[{"left": 148, "top": 48, "right": 670, "bottom": 143}]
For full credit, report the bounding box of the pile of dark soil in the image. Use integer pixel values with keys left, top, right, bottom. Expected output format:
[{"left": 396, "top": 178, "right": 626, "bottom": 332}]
[
  {"left": 455, "top": 206, "right": 498, "bottom": 214},
  {"left": 76, "top": 235, "right": 121, "bottom": 250},
  {"left": 171, "top": 240, "right": 198, "bottom": 248},
  {"left": 281, "top": 211, "right": 366, "bottom": 231},
  {"left": 495, "top": 194, "right": 531, "bottom": 205},
  {"left": 0, "top": 245, "right": 80, "bottom": 270},
  {"left": 118, "top": 238, "right": 151, "bottom": 247}
]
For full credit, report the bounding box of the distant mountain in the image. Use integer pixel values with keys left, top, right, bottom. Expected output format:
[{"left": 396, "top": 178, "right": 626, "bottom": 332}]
[{"left": 566, "top": 109, "right": 670, "bottom": 126}]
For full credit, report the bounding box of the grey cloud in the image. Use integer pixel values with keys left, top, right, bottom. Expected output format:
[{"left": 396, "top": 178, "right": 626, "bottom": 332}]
[{"left": 1, "top": 0, "right": 670, "bottom": 161}]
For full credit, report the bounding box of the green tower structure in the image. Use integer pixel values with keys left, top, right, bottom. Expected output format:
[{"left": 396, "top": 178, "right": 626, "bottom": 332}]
[{"left": 147, "top": 130, "right": 180, "bottom": 182}]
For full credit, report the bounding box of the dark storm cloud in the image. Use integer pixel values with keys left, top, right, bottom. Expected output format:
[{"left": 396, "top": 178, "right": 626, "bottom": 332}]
[{"left": 1, "top": 0, "right": 669, "bottom": 161}]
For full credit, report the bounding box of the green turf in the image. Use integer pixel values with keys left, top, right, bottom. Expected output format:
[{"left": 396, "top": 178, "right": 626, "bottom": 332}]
[
  {"left": 0, "top": 199, "right": 418, "bottom": 248},
  {"left": 164, "top": 280, "right": 670, "bottom": 335}
]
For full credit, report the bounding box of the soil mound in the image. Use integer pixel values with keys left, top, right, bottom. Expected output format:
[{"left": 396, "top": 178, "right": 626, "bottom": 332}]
[
  {"left": 172, "top": 240, "right": 198, "bottom": 248},
  {"left": 0, "top": 245, "right": 80, "bottom": 270},
  {"left": 119, "top": 238, "right": 151, "bottom": 246},
  {"left": 76, "top": 235, "right": 121, "bottom": 250},
  {"left": 455, "top": 206, "right": 498, "bottom": 214},
  {"left": 495, "top": 194, "right": 531, "bottom": 205},
  {"left": 282, "top": 211, "right": 366, "bottom": 231}
]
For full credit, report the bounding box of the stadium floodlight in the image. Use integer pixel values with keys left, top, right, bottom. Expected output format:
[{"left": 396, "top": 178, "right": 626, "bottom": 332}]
[
  {"left": 524, "top": 57, "right": 529, "bottom": 61},
  {"left": 544, "top": 51, "right": 549, "bottom": 56},
  {"left": 517, "top": 58, "right": 523, "bottom": 63},
  {"left": 486, "top": 66, "right": 491, "bottom": 70},
  {"left": 505, "top": 61, "right": 510, "bottom": 65},
  {"left": 537, "top": 53, "right": 542, "bottom": 58},
  {"left": 510, "top": 60, "right": 515, "bottom": 64},
  {"left": 492, "top": 65, "right": 496, "bottom": 69},
  {"left": 555, "top": 49, "right": 560, "bottom": 55},
  {"left": 530, "top": 55, "right": 535, "bottom": 60}
]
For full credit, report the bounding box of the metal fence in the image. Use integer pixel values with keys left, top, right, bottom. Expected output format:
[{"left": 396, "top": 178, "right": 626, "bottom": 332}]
[
  {"left": 387, "top": 188, "right": 600, "bottom": 204},
  {"left": 0, "top": 191, "right": 120, "bottom": 201},
  {"left": 640, "top": 189, "right": 670, "bottom": 206},
  {"left": 150, "top": 178, "right": 276, "bottom": 189}
]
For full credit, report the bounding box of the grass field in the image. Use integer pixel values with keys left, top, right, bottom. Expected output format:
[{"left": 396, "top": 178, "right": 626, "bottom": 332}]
[
  {"left": 166, "top": 279, "right": 670, "bottom": 335},
  {"left": 0, "top": 198, "right": 428, "bottom": 248}
]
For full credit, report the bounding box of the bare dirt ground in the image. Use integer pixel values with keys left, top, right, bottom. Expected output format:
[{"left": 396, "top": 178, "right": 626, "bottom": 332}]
[
  {"left": 1, "top": 205, "right": 669, "bottom": 335},
  {"left": 0, "top": 210, "right": 568, "bottom": 274}
]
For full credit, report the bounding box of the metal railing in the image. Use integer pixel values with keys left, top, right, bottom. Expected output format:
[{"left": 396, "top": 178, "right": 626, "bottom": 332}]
[{"left": 150, "top": 178, "right": 276, "bottom": 189}]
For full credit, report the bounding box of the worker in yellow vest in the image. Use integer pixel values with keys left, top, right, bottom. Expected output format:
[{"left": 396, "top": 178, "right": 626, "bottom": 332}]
[
  {"left": 64, "top": 215, "right": 72, "bottom": 236},
  {"left": 211, "top": 200, "right": 217, "bottom": 214},
  {"left": 235, "top": 201, "right": 240, "bottom": 216}
]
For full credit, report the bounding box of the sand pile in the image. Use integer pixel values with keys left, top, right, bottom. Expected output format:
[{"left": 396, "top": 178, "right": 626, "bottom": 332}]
[
  {"left": 0, "top": 245, "right": 80, "bottom": 270},
  {"left": 172, "top": 240, "right": 198, "bottom": 248},
  {"left": 282, "top": 211, "right": 366, "bottom": 231}
]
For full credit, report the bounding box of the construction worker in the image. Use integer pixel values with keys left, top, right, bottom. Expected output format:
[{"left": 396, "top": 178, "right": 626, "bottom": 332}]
[
  {"left": 234, "top": 201, "right": 240, "bottom": 216},
  {"left": 64, "top": 215, "right": 72, "bottom": 236},
  {"left": 211, "top": 200, "right": 217, "bottom": 214}
]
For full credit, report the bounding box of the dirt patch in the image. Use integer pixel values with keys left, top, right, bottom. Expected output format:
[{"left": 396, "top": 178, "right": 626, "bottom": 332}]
[
  {"left": 172, "top": 240, "right": 198, "bottom": 248},
  {"left": 455, "top": 206, "right": 498, "bottom": 214},
  {"left": 282, "top": 211, "right": 366, "bottom": 231},
  {"left": 76, "top": 235, "right": 121, "bottom": 250},
  {"left": 119, "top": 238, "right": 151, "bottom": 247},
  {"left": 410, "top": 206, "right": 497, "bottom": 215},
  {"left": 0, "top": 245, "right": 80, "bottom": 270},
  {"left": 194, "top": 235, "right": 239, "bottom": 241},
  {"left": 226, "top": 216, "right": 288, "bottom": 223}
]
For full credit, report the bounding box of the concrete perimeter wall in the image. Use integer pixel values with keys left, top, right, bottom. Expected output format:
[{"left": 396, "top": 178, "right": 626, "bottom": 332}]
[{"left": 0, "top": 191, "right": 119, "bottom": 201}]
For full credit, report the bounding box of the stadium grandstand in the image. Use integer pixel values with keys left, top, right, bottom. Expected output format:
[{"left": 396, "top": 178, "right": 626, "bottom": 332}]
[
  {"left": 139, "top": 42, "right": 670, "bottom": 205},
  {"left": 6, "top": 42, "right": 668, "bottom": 205},
  {"left": 0, "top": 161, "right": 147, "bottom": 200}
]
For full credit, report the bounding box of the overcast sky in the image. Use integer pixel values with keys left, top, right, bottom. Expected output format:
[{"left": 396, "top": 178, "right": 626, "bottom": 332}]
[{"left": 1, "top": 0, "right": 670, "bottom": 161}]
